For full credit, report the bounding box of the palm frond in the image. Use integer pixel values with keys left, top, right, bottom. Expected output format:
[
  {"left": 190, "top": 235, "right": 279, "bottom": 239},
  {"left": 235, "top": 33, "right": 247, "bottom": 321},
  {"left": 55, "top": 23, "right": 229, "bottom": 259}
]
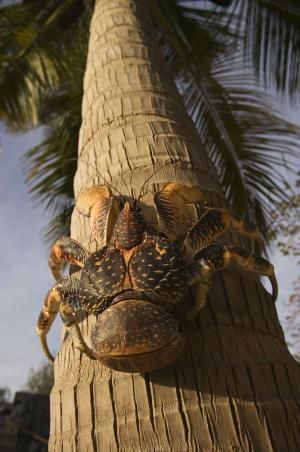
[
  {"left": 242, "top": 0, "right": 300, "bottom": 103},
  {"left": 41, "top": 204, "right": 74, "bottom": 244},
  {"left": 150, "top": 0, "right": 238, "bottom": 74},
  {"left": 149, "top": 1, "right": 300, "bottom": 246},
  {"left": 172, "top": 1, "right": 300, "bottom": 102},
  {"left": 179, "top": 52, "right": 300, "bottom": 246},
  {"left": 0, "top": 0, "right": 85, "bottom": 129},
  {"left": 209, "top": 0, "right": 300, "bottom": 103},
  {"left": 22, "top": 11, "right": 90, "bottom": 241},
  {"left": 3, "top": 0, "right": 300, "bottom": 247}
]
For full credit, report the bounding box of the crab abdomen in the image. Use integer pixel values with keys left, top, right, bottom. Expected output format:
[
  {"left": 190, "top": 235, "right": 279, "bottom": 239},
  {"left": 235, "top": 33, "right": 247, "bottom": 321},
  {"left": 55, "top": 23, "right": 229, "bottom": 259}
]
[{"left": 90, "top": 299, "right": 185, "bottom": 372}]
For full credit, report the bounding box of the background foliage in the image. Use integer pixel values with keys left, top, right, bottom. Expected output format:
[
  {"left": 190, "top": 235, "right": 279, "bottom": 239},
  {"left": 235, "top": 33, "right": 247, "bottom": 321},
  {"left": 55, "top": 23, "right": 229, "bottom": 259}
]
[
  {"left": 1, "top": 0, "right": 300, "bottom": 247},
  {"left": 0, "top": 386, "right": 12, "bottom": 404},
  {"left": 24, "top": 362, "right": 54, "bottom": 395}
]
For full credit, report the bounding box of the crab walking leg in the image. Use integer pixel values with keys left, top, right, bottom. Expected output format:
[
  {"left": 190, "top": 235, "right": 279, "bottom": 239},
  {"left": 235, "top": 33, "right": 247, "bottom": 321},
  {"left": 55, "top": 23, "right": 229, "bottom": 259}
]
[
  {"left": 48, "top": 237, "right": 89, "bottom": 280},
  {"left": 59, "top": 305, "right": 96, "bottom": 360},
  {"left": 185, "top": 260, "right": 213, "bottom": 320},
  {"left": 36, "top": 278, "right": 81, "bottom": 362},
  {"left": 186, "top": 243, "right": 278, "bottom": 320},
  {"left": 150, "top": 266, "right": 189, "bottom": 303},
  {"left": 184, "top": 208, "right": 259, "bottom": 254},
  {"left": 37, "top": 286, "right": 63, "bottom": 361},
  {"left": 223, "top": 245, "right": 278, "bottom": 302}
]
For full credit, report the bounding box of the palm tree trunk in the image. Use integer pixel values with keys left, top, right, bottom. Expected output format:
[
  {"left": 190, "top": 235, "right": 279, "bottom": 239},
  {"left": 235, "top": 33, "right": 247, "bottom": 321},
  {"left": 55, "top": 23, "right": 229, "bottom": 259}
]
[{"left": 49, "top": 0, "right": 300, "bottom": 450}]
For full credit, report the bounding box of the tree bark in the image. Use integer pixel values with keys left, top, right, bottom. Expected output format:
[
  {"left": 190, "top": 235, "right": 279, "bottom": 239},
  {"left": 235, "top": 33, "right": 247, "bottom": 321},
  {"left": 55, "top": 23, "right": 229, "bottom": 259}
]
[{"left": 49, "top": 0, "right": 300, "bottom": 450}]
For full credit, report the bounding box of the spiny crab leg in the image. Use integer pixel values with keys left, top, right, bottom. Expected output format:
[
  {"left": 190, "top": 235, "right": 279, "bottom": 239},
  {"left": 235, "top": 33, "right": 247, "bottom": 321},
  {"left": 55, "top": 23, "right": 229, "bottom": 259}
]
[
  {"left": 37, "top": 284, "right": 64, "bottom": 361},
  {"left": 49, "top": 237, "right": 89, "bottom": 280},
  {"left": 184, "top": 208, "right": 259, "bottom": 255},
  {"left": 36, "top": 277, "right": 94, "bottom": 362},
  {"left": 186, "top": 242, "right": 278, "bottom": 320}
]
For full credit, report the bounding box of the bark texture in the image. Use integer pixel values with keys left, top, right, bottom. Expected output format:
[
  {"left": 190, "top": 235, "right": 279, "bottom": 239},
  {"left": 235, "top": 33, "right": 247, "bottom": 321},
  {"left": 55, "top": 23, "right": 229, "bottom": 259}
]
[{"left": 49, "top": 0, "right": 300, "bottom": 450}]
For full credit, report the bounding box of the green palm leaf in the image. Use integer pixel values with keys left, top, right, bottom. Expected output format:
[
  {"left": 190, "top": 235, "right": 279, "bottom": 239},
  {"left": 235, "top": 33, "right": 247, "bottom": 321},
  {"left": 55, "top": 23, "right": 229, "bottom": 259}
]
[
  {"left": 150, "top": 1, "right": 299, "bottom": 246},
  {"left": 240, "top": 0, "right": 300, "bottom": 101},
  {"left": 22, "top": 10, "right": 91, "bottom": 240},
  {"left": 1, "top": 0, "right": 300, "bottom": 246},
  {"left": 0, "top": 0, "right": 86, "bottom": 128}
]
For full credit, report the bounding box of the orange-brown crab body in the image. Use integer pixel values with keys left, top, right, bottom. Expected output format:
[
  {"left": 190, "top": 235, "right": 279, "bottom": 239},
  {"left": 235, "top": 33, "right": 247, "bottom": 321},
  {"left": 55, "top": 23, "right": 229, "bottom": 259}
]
[
  {"left": 37, "top": 183, "right": 277, "bottom": 372},
  {"left": 78, "top": 204, "right": 189, "bottom": 371},
  {"left": 91, "top": 297, "right": 185, "bottom": 372}
]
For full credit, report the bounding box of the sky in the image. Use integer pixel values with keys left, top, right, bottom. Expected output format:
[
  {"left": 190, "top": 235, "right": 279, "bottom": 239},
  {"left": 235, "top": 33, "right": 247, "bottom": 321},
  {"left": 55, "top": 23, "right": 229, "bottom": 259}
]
[
  {"left": 0, "top": 123, "right": 299, "bottom": 394},
  {"left": 0, "top": 124, "right": 61, "bottom": 394}
]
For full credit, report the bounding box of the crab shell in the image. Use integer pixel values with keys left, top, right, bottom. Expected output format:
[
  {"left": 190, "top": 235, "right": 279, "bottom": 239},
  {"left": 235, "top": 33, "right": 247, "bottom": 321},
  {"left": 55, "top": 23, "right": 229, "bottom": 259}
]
[{"left": 90, "top": 299, "right": 185, "bottom": 372}]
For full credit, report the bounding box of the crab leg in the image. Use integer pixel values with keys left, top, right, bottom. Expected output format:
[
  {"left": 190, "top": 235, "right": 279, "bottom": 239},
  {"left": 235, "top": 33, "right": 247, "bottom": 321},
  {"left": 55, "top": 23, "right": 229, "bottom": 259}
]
[
  {"left": 48, "top": 237, "right": 89, "bottom": 280},
  {"left": 184, "top": 208, "right": 259, "bottom": 255},
  {"left": 59, "top": 305, "right": 96, "bottom": 360},
  {"left": 76, "top": 185, "right": 122, "bottom": 247},
  {"left": 37, "top": 285, "right": 63, "bottom": 361},
  {"left": 150, "top": 264, "right": 189, "bottom": 304},
  {"left": 36, "top": 278, "right": 94, "bottom": 362},
  {"left": 186, "top": 242, "right": 278, "bottom": 319}
]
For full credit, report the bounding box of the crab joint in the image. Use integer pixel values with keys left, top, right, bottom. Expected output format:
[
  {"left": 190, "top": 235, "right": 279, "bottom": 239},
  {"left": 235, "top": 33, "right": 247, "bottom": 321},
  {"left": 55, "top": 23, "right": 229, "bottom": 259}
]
[{"left": 36, "top": 288, "right": 61, "bottom": 335}]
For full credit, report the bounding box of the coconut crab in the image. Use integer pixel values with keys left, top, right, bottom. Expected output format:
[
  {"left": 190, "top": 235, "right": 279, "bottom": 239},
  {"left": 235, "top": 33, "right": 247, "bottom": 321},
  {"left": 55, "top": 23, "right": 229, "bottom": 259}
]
[{"left": 37, "top": 183, "right": 277, "bottom": 372}]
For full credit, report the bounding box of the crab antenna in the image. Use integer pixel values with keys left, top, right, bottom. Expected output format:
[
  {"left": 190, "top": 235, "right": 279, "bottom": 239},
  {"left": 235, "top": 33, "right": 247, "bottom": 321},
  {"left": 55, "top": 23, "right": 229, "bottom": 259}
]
[
  {"left": 78, "top": 158, "right": 123, "bottom": 196},
  {"left": 119, "top": 172, "right": 131, "bottom": 197},
  {"left": 137, "top": 162, "right": 171, "bottom": 203},
  {"left": 67, "top": 322, "right": 96, "bottom": 360}
]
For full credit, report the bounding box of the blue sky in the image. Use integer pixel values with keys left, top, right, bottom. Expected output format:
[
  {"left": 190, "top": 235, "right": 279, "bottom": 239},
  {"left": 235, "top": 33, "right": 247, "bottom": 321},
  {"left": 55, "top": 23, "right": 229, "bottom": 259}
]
[
  {"left": 0, "top": 124, "right": 61, "bottom": 393},
  {"left": 0, "top": 122, "right": 299, "bottom": 394}
]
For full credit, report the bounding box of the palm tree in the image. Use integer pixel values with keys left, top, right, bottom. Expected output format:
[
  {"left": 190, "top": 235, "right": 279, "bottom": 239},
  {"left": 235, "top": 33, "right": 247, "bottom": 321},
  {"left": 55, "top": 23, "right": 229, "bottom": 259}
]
[
  {"left": 1, "top": 0, "right": 299, "bottom": 244},
  {"left": 47, "top": 0, "right": 300, "bottom": 450},
  {"left": 1, "top": 0, "right": 300, "bottom": 449}
]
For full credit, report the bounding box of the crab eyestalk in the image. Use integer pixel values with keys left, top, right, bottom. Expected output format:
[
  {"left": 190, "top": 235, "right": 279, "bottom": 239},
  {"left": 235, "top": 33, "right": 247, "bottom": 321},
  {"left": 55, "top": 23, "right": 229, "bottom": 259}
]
[{"left": 90, "top": 299, "right": 185, "bottom": 373}]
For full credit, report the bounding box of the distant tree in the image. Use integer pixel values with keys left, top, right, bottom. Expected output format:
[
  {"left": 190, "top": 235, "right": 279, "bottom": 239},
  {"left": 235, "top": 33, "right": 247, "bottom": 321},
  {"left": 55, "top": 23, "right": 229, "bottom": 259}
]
[
  {"left": 0, "top": 386, "right": 11, "bottom": 404},
  {"left": 24, "top": 363, "right": 54, "bottom": 395}
]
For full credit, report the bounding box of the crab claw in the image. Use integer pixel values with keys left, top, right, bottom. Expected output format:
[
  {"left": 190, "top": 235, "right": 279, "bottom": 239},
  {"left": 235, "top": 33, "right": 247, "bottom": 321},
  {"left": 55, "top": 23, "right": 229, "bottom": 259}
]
[
  {"left": 76, "top": 185, "right": 122, "bottom": 246},
  {"left": 154, "top": 182, "right": 204, "bottom": 240}
]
